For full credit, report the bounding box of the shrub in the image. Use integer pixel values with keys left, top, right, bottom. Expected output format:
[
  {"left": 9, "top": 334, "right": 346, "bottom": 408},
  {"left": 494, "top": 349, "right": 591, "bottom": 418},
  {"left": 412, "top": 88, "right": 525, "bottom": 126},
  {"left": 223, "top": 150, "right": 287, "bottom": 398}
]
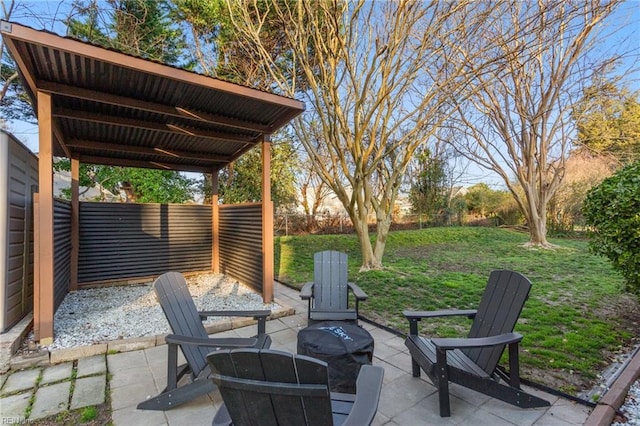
[{"left": 583, "top": 162, "right": 640, "bottom": 294}]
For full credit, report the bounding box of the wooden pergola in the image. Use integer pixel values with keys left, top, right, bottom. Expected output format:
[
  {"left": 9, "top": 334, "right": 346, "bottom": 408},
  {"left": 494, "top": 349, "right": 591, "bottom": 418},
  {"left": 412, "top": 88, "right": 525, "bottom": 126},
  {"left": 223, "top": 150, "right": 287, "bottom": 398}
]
[{"left": 1, "top": 21, "right": 304, "bottom": 344}]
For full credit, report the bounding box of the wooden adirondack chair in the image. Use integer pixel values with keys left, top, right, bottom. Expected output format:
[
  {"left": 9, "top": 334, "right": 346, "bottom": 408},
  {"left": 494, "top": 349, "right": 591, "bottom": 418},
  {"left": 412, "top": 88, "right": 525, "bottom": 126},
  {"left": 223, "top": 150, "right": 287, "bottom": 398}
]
[
  {"left": 404, "top": 270, "right": 550, "bottom": 417},
  {"left": 300, "top": 251, "right": 367, "bottom": 324},
  {"left": 207, "top": 348, "right": 384, "bottom": 426},
  {"left": 137, "top": 271, "right": 272, "bottom": 410}
]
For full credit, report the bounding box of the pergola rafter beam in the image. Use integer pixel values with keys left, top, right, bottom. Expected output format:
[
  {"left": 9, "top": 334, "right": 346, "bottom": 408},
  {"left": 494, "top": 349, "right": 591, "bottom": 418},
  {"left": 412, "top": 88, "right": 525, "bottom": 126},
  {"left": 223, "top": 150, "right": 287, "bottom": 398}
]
[
  {"left": 53, "top": 108, "right": 255, "bottom": 144},
  {"left": 52, "top": 121, "right": 71, "bottom": 158},
  {"left": 174, "top": 107, "right": 272, "bottom": 133},
  {"left": 79, "top": 154, "right": 216, "bottom": 173},
  {"left": 2, "top": 32, "right": 37, "bottom": 94},
  {"left": 38, "top": 80, "right": 272, "bottom": 133},
  {"left": 66, "top": 139, "right": 231, "bottom": 163}
]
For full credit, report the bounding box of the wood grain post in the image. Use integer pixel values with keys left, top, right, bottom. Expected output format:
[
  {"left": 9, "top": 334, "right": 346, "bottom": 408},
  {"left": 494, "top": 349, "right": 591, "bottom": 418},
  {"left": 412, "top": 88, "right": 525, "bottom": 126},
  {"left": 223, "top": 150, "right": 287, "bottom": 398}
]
[
  {"left": 211, "top": 171, "right": 219, "bottom": 273},
  {"left": 261, "top": 135, "right": 274, "bottom": 303},
  {"left": 70, "top": 156, "right": 79, "bottom": 290},
  {"left": 36, "top": 91, "right": 55, "bottom": 344}
]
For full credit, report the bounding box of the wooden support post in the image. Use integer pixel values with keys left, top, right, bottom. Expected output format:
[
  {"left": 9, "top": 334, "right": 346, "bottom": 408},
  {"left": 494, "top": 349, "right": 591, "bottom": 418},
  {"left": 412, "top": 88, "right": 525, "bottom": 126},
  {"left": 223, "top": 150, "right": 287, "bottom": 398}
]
[
  {"left": 36, "top": 91, "right": 55, "bottom": 344},
  {"left": 33, "top": 193, "right": 40, "bottom": 340},
  {"left": 211, "top": 171, "right": 219, "bottom": 273},
  {"left": 70, "top": 156, "right": 79, "bottom": 290},
  {"left": 261, "top": 135, "right": 274, "bottom": 303}
]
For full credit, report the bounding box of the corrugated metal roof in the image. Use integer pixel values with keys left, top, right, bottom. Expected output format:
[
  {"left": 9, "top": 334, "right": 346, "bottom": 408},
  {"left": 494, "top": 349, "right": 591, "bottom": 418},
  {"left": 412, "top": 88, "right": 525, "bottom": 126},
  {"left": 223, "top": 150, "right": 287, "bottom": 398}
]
[{"left": 1, "top": 20, "right": 305, "bottom": 173}]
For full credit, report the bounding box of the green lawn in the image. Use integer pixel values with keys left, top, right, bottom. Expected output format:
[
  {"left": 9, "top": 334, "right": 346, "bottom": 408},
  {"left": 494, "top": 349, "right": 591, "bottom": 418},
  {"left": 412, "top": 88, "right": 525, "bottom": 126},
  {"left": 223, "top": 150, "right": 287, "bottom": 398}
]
[{"left": 274, "top": 226, "right": 639, "bottom": 394}]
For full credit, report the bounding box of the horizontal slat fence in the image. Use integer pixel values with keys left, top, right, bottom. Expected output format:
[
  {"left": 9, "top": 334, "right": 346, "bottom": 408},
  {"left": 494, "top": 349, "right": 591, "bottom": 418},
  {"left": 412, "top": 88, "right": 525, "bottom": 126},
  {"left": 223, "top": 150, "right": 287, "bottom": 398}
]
[
  {"left": 218, "top": 203, "right": 263, "bottom": 293},
  {"left": 77, "top": 202, "right": 212, "bottom": 285},
  {"left": 53, "top": 199, "right": 72, "bottom": 309}
]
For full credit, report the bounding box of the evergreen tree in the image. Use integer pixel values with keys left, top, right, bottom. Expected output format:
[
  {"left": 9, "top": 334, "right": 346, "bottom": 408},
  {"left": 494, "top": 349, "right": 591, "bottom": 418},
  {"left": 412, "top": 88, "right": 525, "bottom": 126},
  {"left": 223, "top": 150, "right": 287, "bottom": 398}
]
[
  {"left": 68, "top": 0, "right": 188, "bottom": 65},
  {"left": 573, "top": 80, "right": 640, "bottom": 165}
]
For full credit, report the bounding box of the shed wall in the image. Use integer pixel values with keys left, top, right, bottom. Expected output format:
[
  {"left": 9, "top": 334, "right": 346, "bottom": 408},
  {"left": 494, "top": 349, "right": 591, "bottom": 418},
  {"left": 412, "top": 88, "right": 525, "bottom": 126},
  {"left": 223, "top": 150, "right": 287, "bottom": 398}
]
[
  {"left": 218, "top": 203, "right": 263, "bottom": 293},
  {"left": 0, "top": 131, "right": 38, "bottom": 332}
]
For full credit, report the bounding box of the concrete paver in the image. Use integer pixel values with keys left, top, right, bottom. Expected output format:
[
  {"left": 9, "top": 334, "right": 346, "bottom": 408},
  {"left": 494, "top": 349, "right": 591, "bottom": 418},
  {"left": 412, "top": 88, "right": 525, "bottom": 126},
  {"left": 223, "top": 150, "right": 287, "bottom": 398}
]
[
  {"left": 106, "top": 350, "right": 147, "bottom": 373},
  {"left": 0, "top": 391, "right": 31, "bottom": 420},
  {"left": 538, "top": 400, "right": 592, "bottom": 425},
  {"left": 109, "top": 365, "right": 156, "bottom": 390},
  {"left": 377, "top": 373, "right": 438, "bottom": 420},
  {"left": 112, "top": 382, "right": 158, "bottom": 411},
  {"left": 40, "top": 362, "right": 73, "bottom": 384},
  {"left": 76, "top": 355, "right": 107, "bottom": 377},
  {"left": 29, "top": 380, "right": 71, "bottom": 420},
  {"left": 1, "top": 368, "right": 40, "bottom": 395},
  {"left": 111, "top": 406, "right": 167, "bottom": 426},
  {"left": 70, "top": 375, "right": 106, "bottom": 409},
  {"left": 163, "top": 392, "right": 218, "bottom": 426}
]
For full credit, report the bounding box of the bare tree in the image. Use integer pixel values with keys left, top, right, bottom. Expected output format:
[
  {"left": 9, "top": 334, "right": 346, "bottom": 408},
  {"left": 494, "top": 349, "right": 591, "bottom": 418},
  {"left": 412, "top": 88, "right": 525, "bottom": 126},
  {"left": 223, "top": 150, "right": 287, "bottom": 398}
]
[
  {"left": 446, "top": 0, "right": 625, "bottom": 247},
  {"left": 228, "top": 0, "right": 496, "bottom": 269},
  {"left": 297, "top": 122, "right": 333, "bottom": 232}
]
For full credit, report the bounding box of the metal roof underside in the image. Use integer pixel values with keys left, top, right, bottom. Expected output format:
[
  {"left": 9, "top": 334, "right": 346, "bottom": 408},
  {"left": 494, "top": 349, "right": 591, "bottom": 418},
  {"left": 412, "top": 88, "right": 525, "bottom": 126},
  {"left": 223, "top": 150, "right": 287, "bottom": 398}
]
[{"left": 1, "top": 21, "right": 305, "bottom": 173}]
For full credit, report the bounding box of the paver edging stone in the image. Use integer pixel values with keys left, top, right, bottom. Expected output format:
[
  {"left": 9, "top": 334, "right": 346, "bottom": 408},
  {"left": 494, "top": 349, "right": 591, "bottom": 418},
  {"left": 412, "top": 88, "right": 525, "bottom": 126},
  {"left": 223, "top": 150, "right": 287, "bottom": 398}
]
[
  {"left": 10, "top": 302, "right": 295, "bottom": 370},
  {"left": 584, "top": 346, "right": 640, "bottom": 426}
]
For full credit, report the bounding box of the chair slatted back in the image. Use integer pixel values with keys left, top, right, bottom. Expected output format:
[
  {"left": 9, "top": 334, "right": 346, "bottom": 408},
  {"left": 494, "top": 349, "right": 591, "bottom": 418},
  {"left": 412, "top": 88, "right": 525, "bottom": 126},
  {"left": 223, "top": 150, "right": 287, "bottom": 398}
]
[
  {"left": 208, "top": 349, "right": 334, "bottom": 426},
  {"left": 313, "top": 251, "right": 349, "bottom": 312},
  {"left": 153, "top": 272, "right": 209, "bottom": 377},
  {"left": 463, "top": 270, "right": 532, "bottom": 374}
]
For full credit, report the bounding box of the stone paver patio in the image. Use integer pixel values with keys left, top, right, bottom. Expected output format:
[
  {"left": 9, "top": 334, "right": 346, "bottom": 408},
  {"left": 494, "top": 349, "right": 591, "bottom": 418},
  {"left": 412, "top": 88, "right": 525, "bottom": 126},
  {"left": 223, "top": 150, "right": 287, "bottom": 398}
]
[{"left": 0, "top": 282, "right": 599, "bottom": 425}]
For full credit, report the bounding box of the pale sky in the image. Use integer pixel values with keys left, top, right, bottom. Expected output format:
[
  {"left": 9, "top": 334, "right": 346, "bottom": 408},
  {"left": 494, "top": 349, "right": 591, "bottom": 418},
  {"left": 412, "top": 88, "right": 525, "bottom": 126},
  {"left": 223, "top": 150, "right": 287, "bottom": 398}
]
[{"left": 3, "top": 0, "right": 639, "bottom": 189}]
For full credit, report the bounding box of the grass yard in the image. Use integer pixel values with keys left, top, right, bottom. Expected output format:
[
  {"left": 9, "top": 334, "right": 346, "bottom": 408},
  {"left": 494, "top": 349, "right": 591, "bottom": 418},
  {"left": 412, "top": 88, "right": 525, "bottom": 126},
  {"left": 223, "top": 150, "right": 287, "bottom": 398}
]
[{"left": 274, "top": 226, "right": 640, "bottom": 395}]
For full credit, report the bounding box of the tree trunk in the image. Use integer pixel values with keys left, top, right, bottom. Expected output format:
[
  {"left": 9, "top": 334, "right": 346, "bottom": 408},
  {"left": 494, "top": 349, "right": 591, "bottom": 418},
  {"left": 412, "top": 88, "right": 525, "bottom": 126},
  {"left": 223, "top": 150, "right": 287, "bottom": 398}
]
[
  {"left": 528, "top": 214, "right": 550, "bottom": 247},
  {"left": 352, "top": 212, "right": 376, "bottom": 271},
  {"left": 523, "top": 193, "right": 557, "bottom": 248},
  {"left": 372, "top": 215, "right": 392, "bottom": 269}
]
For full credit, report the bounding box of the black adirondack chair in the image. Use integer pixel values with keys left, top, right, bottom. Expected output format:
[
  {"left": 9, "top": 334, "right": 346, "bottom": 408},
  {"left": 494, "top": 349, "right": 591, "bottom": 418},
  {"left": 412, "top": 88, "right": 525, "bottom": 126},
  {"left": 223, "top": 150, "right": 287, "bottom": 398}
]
[
  {"left": 207, "top": 348, "right": 384, "bottom": 426},
  {"left": 137, "top": 271, "right": 272, "bottom": 410},
  {"left": 404, "top": 270, "right": 550, "bottom": 417},
  {"left": 300, "top": 251, "right": 367, "bottom": 324}
]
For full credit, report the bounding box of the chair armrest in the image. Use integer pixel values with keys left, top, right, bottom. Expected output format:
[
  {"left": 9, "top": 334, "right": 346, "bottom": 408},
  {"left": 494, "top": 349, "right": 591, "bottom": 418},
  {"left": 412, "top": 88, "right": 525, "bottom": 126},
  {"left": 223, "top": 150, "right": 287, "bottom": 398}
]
[
  {"left": 198, "top": 310, "right": 271, "bottom": 319},
  {"left": 165, "top": 334, "right": 259, "bottom": 348},
  {"left": 404, "top": 309, "right": 478, "bottom": 335},
  {"left": 199, "top": 310, "right": 270, "bottom": 334},
  {"left": 403, "top": 309, "right": 477, "bottom": 320},
  {"left": 347, "top": 282, "right": 368, "bottom": 300},
  {"left": 432, "top": 332, "right": 523, "bottom": 350},
  {"left": 300, "top": 282, "right": 314, "bottom": 300},
  {"left": 343, "top": 365, "right": 384, "bottom": 426}
]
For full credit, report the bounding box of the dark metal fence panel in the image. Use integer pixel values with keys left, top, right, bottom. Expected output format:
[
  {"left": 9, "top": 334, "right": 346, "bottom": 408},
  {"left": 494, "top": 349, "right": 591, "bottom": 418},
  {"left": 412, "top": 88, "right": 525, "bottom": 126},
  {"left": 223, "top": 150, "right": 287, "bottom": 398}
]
[
  {"left": 218, "top": 203, "right": 263, "bottom": 293},
  {"left": 53, "top": 199, "right": 71, "bottom": 310},
  {"left": 78, "top": 202, "right": 212, "bottom": 285},
  {"left": 1, "top": 131, "right": 38, "bottom": 331}
]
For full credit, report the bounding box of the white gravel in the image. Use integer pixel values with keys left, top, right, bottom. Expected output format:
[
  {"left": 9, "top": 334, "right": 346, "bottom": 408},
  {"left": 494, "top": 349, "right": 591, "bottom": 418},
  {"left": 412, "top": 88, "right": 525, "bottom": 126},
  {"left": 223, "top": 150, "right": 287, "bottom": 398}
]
[
  {"left": 614, "top": 381, "right": 640, "bottom": 425},
  {"left": 46, "top": 273, "right": 279, "bottom": 350}
]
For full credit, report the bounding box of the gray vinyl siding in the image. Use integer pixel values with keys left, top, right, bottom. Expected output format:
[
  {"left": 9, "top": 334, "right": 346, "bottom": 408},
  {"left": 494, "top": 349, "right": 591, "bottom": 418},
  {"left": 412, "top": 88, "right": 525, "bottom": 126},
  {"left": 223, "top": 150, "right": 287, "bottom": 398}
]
[{"left": 1, "top": 131, "right": 37, "bottom": 332}]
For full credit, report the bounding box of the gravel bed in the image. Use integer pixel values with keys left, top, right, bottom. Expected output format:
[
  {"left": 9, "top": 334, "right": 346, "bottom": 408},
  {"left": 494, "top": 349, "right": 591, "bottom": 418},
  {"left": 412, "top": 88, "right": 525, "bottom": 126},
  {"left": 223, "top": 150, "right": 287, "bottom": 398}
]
[
  {"left": 614, "top": 380, "right": 640, "bottom": 425},
  {"left": 45, "top": 273, "right": 279, "bottom": 350}
]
